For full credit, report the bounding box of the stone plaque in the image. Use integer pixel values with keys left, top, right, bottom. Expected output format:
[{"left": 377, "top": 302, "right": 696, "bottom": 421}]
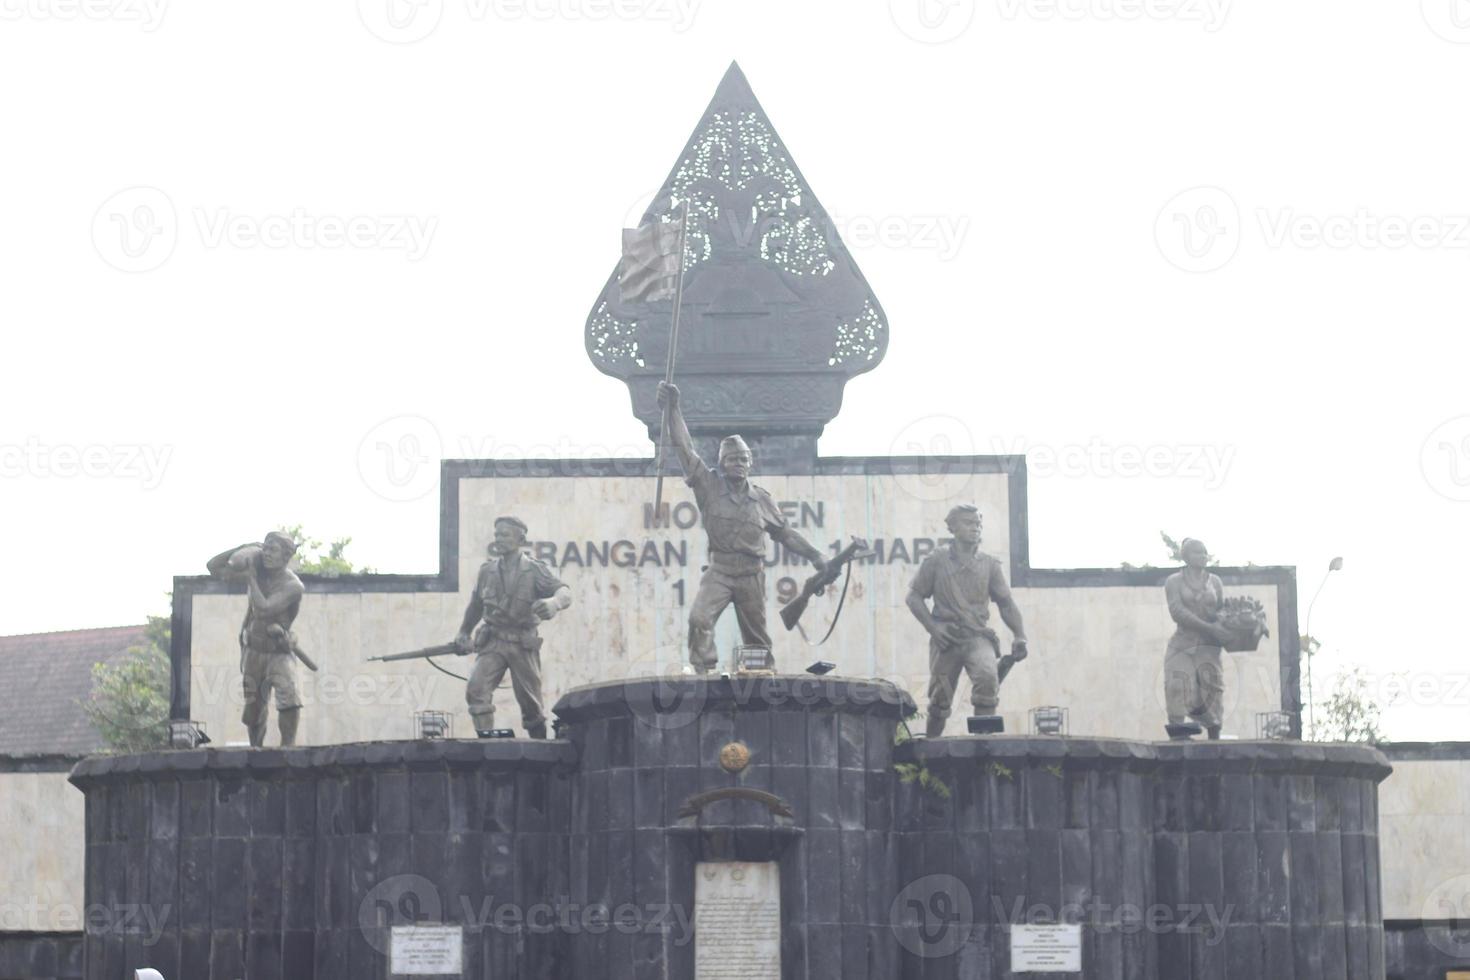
[
  {"left": 389, "top": 924, "right": 463, "bottom": 976},
  {"left": 1010, "top": 924, "right": 1082, "bottom": 972},
  {"left": 694, "top": 861, "right": 781, "bottom": 979}
]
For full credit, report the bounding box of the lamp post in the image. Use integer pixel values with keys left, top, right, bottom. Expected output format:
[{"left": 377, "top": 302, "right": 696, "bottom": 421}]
[{"left": 1303, "top": 556, "right": 1344, "bottom": 739}]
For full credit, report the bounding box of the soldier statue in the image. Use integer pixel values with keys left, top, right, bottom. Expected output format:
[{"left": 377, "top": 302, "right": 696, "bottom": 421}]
[
  {"left": 456, "top": 516, "right": 571, "bottom": 738},
  {"left": 207, "top": 531, "right": 306, "bottom": 747},
  {"left": 1163, "top": 537, "right": 1228, "bottom": 740},
  {"left": 906, "top": 505, "right": 1029, "bottom": 737},
  {"left": 656, "top": 382, "right": 828, "bottom": 673}
]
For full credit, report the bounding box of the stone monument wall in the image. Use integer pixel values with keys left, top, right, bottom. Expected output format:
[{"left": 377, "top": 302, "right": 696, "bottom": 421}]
[{"left": 73, "top": 677, "right": 1392, "bottom": 979}]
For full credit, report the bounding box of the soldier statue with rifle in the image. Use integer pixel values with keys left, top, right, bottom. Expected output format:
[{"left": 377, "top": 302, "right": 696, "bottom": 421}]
[
  {"left": 372, "top": 518, "right": 569, "bottom": 737},
  {"left": 907, "top": 505, "right": 1031, "bottom": 737},
  {"left": 457, "top": 517, "right": 570, "bottom": 738},
  {"left": 207, "top": 531, "right": 317, "bottom": 747},
  {"left": 656, "top": 381, "right": 832, "bottom": 673}
]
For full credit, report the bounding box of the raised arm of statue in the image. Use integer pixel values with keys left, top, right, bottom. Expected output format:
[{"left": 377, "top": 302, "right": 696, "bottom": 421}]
[{"left": 656, "top": 381, "right": 703, "bottom": 477}]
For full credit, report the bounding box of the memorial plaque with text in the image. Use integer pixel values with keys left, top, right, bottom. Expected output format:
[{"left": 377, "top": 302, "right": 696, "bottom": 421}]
[
  {"left": 694, "top": 861, "right": 781, "bottom": 980},
  {"left": 1010, "top": 924, "right": 1083, "bottom": 972},
  {"left": 389, "top": 924, "right": 463, "bottom": 976}
]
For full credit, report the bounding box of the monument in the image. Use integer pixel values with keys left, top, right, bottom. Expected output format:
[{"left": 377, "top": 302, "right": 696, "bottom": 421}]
[{"left": 65, "top": 62, "right": 1396, "bottom": 980}]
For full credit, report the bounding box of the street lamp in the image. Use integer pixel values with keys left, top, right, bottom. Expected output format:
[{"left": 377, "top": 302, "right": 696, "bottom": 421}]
[{"left": 1303, "top": 556, "right": 1344, "bottom": 739}]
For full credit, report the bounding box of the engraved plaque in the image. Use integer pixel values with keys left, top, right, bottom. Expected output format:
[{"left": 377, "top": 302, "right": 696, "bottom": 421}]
[
  {"left": 389, "top": 924, "right": 463, "bottom": 976},
  {"left": 694, "top": 861, "right": 781, "bottom": 980},
  {"left": 1010, "top": 924, "right": 1082, "bottom": 972}
]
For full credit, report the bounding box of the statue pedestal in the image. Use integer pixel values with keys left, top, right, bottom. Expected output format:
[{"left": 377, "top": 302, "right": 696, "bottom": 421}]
[{"left": 71, "top": 676, "right": 1390, "bottom": 979}]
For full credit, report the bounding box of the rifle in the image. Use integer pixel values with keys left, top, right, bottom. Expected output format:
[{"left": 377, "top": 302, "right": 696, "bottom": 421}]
[
  {"left": 289, "top": 638, "right": 320, "bottom": 672},
  {"left": 367, "top": 642, "right": 464, "bottom": 664},
  {"left": 779, "top": 537, "right": 872, "bottom": 633}
]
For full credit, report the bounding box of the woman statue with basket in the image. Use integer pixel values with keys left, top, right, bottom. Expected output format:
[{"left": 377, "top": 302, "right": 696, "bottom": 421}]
[{"left": 1162, "top": 538, "right": 1270, "bottom": 740}]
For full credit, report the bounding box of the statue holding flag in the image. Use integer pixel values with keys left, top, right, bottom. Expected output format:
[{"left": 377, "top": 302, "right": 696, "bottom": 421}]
[{"left": 655, "top": 381, "right": 828, "bottom": 673}]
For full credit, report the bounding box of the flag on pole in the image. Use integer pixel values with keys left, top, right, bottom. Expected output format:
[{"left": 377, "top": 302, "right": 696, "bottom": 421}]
[{"left": 619, "top": 216, "right": 684, "bottom": 303}]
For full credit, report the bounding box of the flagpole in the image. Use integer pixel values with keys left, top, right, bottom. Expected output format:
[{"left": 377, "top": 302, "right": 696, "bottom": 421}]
[{"left": 654, "top": 196, "right": 691, "bottom": 514}]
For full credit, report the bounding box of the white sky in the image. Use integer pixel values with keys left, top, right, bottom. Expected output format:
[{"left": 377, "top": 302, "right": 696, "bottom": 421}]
[{"left": 2, "top": 0, "right": 1467, "bottom": 740}]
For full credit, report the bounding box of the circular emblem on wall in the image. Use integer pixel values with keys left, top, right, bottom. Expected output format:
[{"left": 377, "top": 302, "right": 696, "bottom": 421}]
[{"left": 719, "top": 741, "right": 751, "bottom": 774}]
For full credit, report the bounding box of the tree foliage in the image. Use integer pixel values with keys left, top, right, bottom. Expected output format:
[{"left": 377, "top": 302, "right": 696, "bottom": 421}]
[
  {"left": 282, "top": 524, "right": 374, "bottom": 576},
  {"left": 82, "top": 612, "right": 172, "bottom": 753},
  {"left": 1313, "top": 667, "right": 1395, "bottom": 745}
]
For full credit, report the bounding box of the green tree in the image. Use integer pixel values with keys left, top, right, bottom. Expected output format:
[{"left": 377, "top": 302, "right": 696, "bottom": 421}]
[
  {"left": 82, "top": 612, "right": 171, "bottom": 753},
  {"left": 1313, "top": 666, "right": 1395, "bottom": 744},
  {"left": 282, "top": 525, "right": 375, "bottom": 576}
]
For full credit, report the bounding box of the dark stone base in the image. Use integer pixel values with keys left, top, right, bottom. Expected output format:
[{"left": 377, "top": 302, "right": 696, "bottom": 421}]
[
  {"left": 1385, "top": 920, "right": 1470, "bottom": 979},
  {"left": 0, "top": 932, "right": 83, "bottom": 979},
  {"left": 70, "top": 677, "right": 1392, "bottom": 979}
]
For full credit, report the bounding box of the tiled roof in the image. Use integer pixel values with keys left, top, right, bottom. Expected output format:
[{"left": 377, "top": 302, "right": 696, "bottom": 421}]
[{"left": 0, "top": 625, "right": 149, "bottom": 757}]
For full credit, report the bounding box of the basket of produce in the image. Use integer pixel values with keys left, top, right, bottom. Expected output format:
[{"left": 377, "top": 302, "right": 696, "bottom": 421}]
[{"left": 1216, "top": 595, "right": 1270, "bottom": 652}]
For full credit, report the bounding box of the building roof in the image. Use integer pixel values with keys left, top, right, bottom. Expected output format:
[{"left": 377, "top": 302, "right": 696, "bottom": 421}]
[{"left": 0, "top": 625, "right": 149, "bottom": 758}]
